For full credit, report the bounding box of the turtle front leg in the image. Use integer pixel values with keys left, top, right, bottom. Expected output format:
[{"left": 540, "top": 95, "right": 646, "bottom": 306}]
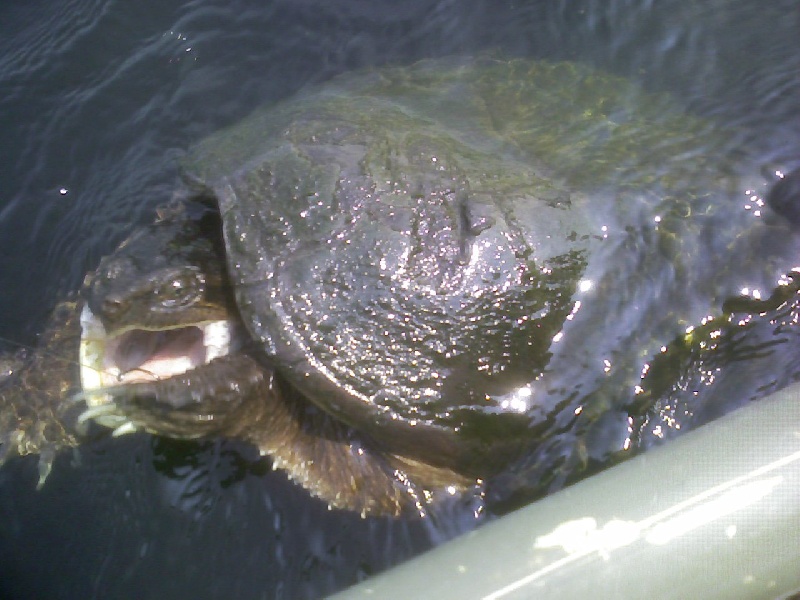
[
  {"left": 101, "top": 353, "right": 453, "bottom": 517},
  {"left": 227, "top": 364, "right": 478, "bottom": 517}
]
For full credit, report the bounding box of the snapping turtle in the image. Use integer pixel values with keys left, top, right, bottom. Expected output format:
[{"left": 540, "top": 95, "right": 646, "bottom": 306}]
[{"left": 1, "top": 58, "right": 795, "bottom": 515}]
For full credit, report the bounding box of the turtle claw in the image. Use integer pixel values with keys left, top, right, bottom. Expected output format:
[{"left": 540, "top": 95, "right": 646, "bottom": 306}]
[
  {"left": 77, "top": 403, "right": 121, "bottom": 424},
  {"left": 111, "top": 421, "right": 138, "bottom": 437},
  {"left": 0, "top": 425, "right": 65, "bottom": 488},
  {"left": 36, "top": 446, "right": 55, "bottom": 489}
]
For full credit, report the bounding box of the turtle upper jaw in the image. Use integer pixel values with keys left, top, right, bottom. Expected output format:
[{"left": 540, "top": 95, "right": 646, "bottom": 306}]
[{"left": 78, "top": 304, "right": 235, "bottom": 408}]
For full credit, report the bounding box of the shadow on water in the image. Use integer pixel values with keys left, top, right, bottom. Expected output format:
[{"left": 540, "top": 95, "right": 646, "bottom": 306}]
[{"left": 0, "top": 0, "right": 799, "bottom": 598}]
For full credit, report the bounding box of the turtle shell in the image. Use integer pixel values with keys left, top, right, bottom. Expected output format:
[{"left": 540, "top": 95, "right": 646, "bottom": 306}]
[{"left": 182, "top": 58, "right": 786, "bottom": 478}]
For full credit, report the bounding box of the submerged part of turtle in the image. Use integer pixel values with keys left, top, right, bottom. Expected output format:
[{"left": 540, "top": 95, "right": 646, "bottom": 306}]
[{"left": 1, "top": 58, "right": 798, "bottom": 515}]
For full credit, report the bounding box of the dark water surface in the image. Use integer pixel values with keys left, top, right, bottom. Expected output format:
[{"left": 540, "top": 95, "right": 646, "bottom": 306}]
[{"left": 1, "top": 1, "right": 799, "bottom": 598}]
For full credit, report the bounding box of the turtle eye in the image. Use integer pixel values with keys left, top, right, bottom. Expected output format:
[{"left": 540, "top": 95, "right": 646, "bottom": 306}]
[{"left": 158, "top": 268, "right": 205, "bottom": 309}]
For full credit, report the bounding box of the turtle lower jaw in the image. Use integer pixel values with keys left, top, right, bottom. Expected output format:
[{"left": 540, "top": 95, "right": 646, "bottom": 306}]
[
  {"left": 76, "top": 353, "right": 272, "bottom": 440},
  {"left": 78, "top": 304, "right": 235, "bottom": 413}
]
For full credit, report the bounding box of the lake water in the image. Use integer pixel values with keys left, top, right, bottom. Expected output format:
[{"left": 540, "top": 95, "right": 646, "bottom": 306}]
[{"left": 1, "top": 1, "right": 799, "bottom": 598}]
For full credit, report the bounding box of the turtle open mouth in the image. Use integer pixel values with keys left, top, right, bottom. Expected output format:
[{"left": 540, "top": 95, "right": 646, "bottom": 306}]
[{"left": 78, "top": 304, "right": 234, "bottom": 409}]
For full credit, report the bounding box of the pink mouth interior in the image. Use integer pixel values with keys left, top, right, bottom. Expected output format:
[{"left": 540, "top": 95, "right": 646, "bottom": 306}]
[{"left": 105, "top": 327, "right": 207, "bottom": 384}]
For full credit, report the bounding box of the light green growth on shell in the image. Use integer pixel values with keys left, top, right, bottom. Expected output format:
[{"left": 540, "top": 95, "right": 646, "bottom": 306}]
[{"left": 185, "top": 58, "right": 740, "bottom": 204}]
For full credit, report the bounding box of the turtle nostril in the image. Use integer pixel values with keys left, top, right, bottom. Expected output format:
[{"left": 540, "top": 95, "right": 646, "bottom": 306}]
[{"left": 102, "top": 296, "right": 125, "bottom": 318}]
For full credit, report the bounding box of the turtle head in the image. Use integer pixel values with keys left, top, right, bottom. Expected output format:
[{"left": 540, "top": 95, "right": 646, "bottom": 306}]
[
  {"left": 87, "top": 204, "right": 233, "bottom": 332},
  {"left": 78, "top": 203, "right": 251, "bottom": 436}
]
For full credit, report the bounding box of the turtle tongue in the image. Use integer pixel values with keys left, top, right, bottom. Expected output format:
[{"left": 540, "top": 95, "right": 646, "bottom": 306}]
[
  {"left": 115, "top": 330, "right": 162, "bottom": 373},
  {"left": 114, "top": 328, "right": 206, "bottom": 382}
]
